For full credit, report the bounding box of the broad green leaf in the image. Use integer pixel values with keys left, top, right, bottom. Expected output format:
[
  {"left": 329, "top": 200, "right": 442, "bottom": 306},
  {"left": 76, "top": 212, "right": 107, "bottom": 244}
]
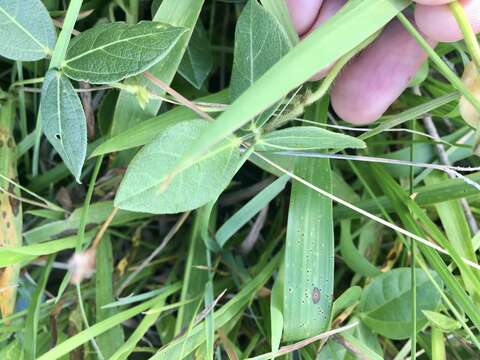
[
  {"left": 62, "top": 21, "right": 188, "bottom": 84},
  {"left": 259, "top": 0, "right": 298, "bottom": 47},
  {"left": 216, "top": 174, "right": 289, "bottom": 247},
  {"left": 255, "top": 126, "right": 366, "bottom": 152},
  {"left": 422, "top": 310, "right": 461, "bottom": 332},
  {"left": 40, "top": 69, "right": 87, "bottom": 182},
  {"left": 169, "top": 0, "right": 409, "bottom": 184},
  {"left": 230, "top": 0, "right": 289, "bottom": 101},
  {"left": 115, "top": 120, "right": 242, "bottom": 214},
  {"left": 179, "top": 22, "right": 213, "bottom": 89},
  {"left": 0, "top": 0, "right": 55, "bottom": 60},
  {"left": 359, "top": 268, "right": 442, "bottom": 340},
  {"left": 283, "top": 157, "right": 333, "bottom": 341}
]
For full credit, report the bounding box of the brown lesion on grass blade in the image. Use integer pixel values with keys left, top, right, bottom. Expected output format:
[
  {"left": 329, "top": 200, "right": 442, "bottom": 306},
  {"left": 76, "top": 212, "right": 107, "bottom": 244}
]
[
  {"left": 312, "top": 287, "right": 321, "bottom": 304},
  {"left": 7, "top": 183, "right": 20, "bottom": 217}
]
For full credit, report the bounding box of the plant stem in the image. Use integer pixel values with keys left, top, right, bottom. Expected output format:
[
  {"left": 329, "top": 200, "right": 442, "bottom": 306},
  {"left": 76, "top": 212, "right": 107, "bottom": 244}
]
[
  {"left": 50, "top": 0, "right": 84, "bottom": 69},
  {"left": 397, "top": 13, "right": 480, "bottom": 114},
  {"left": 449, "top": 1, "right": 480, "bottom": 70},
  {"left": 431, "top": 327, "right": 446, "bottom": 360},
  {"left": 76, "top": 155, "right": 104, "bottom": 252}
]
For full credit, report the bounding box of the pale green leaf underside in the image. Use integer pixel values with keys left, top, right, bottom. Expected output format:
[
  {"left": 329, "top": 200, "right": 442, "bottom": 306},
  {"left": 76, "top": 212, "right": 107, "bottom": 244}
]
[
  {"left": 359, "top": 268, "right": 442, "bottom": 340},
  {"left": 230, "top": 0, "right": 289, "bottom": 101},
  {"left": 40, "top": 69, "right": 87, "bottom": 182},
  {"left": 63, "top": 21, "right": 188, "bottom": 84},
  {"left": 0, "top": 0, "right": 55, "bottom": 61},
  {"left": 255, "top": 126, "right": 366, "bottom": 151},
  {"left": 115, "top": 120, "right": 241, "bottom": 214}
]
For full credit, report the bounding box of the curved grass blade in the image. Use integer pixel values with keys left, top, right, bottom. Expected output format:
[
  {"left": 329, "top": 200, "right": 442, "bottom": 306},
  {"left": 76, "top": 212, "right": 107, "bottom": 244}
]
[
  {"left": 216, "top": 174, "right": 289, "bottom": 247},
  {"left": 0, "top": 0, "right": 55, "bottom": 61},
  {"left": 40, "top": 69, "right": 87, "bottom": 182},
  {"left": 340, "top": 220, "right": 380, "bottom": 278},
  {"left": 62, "top": 21, "right": 188, "bottom": 84}
]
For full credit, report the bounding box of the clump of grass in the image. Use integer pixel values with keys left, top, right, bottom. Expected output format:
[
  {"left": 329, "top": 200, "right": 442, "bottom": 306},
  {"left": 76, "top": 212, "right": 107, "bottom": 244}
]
[{"left": 1, "top": 1, "right": 480, "bottom": 359}]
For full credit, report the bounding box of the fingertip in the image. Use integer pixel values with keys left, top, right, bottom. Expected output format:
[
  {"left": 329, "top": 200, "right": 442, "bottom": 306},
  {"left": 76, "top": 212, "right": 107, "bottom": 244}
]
[
  {"left": 415, "top": 0, "right": 480, "bottom": 43},
  {"left": 331, "top": 20, "right": 433, "bottom": 125},
  {"left": 285, "top": 0, "right": 324, "bottom": 35}
]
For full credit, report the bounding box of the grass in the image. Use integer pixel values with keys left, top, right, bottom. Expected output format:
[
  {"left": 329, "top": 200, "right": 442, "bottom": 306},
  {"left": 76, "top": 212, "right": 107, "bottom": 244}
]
[{"left": 1, "top": 0, "right": 480, "bottom": 359}]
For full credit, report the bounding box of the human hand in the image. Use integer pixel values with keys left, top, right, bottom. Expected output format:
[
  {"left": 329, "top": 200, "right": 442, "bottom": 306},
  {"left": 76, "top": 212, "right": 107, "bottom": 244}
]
[{"left": 286, "top": 0, "right": 480, "bottom": 124}]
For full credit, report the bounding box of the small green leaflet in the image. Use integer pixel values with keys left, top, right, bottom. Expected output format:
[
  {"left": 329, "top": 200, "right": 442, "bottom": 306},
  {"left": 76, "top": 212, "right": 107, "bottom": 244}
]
[
  {"left": 422, "top": 310, "right": 461, "bottom": 332},
  {"left": 40, "top": 70, "right": 87, "bottom": 182},
  {"left": 359, "top": 268, "right": 443, "bottom": 340},
  {"left": 255, "top": 126, "right": 366, "bottom": 152},
  {"left": 62, "top": 21, "right": 188, "bottom": 84},
  {"left": 179, "top": 22, "right": 213, "bottom": 89},
  {"left": 230, "top": 0, "right": 289, "bottom": 101},
  {"left": 115, "top": 120, "right": 241, "bottom": 214},
  {"left": 0, "top": 0, "right": 55, "bottom": 61}
]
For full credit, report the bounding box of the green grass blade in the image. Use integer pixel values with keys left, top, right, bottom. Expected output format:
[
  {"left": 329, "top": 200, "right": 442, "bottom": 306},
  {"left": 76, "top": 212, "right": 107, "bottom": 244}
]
[
  {"left": 95, "top": 235, "right": 124, "bottom": 357},
  {"left": 37, "top": 285, "right": 181, "bottom": 360},
  {"left": 216, "top": 174, "right": 289, "bottom": 247},
  {"left": 283, "top": 156, "right": 333, "bottom": 341},
  {"left": 149, "top": 252, "right": 282, "bottom": 359},
  {"left": 24, "top": 255, "right": 54, "bottom": 360}
]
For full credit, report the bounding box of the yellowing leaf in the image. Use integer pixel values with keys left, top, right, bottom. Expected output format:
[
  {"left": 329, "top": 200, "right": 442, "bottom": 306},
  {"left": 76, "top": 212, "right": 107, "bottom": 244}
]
[{"left": 459, "top": 62, "right": 480, "bottom": 128}]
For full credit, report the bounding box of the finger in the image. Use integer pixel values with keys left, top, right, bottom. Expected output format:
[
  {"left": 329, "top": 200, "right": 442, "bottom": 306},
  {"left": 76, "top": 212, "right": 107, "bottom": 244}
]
[
  {"left": 306, "top": 0, "right": 347, "bottom": 80},
  {"left": 285, "top": 0, "right": 323, "bottom": 35},
  {"left": 415, "top": 0, "right": 480, "bottom": 42},
  {"left": 331, "top": 20, "right": 436, "bottom": 125}
]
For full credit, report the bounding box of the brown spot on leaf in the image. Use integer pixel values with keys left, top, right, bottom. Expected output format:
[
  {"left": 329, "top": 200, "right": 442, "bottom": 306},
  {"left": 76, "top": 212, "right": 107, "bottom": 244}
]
[
  {"left": 8, "top": 183, "right": 20, "bottom": 216},
  {"left": 2, "top": 211, "right": 6, "bottom": 219},
  {"left": 7, "top": 137, "right": 14, "bottom": 148},
  {"left": 312, "top": 287, "right": 321, "bottom": 304},
  {"left": 0, "top": 139, "right": 3, "bottom": 148}
]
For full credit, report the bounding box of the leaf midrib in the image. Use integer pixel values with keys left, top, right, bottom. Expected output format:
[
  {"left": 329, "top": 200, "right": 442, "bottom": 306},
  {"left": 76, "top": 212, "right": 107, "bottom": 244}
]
[
  {"left": 363, "top": 277, "right": 429, "bottom": 316},
  {"left": 0, "top": 5, "right": 48, "bottom": 53},
  {"left": 63, "top": 30, "right": 175, "bottom": 65}
]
